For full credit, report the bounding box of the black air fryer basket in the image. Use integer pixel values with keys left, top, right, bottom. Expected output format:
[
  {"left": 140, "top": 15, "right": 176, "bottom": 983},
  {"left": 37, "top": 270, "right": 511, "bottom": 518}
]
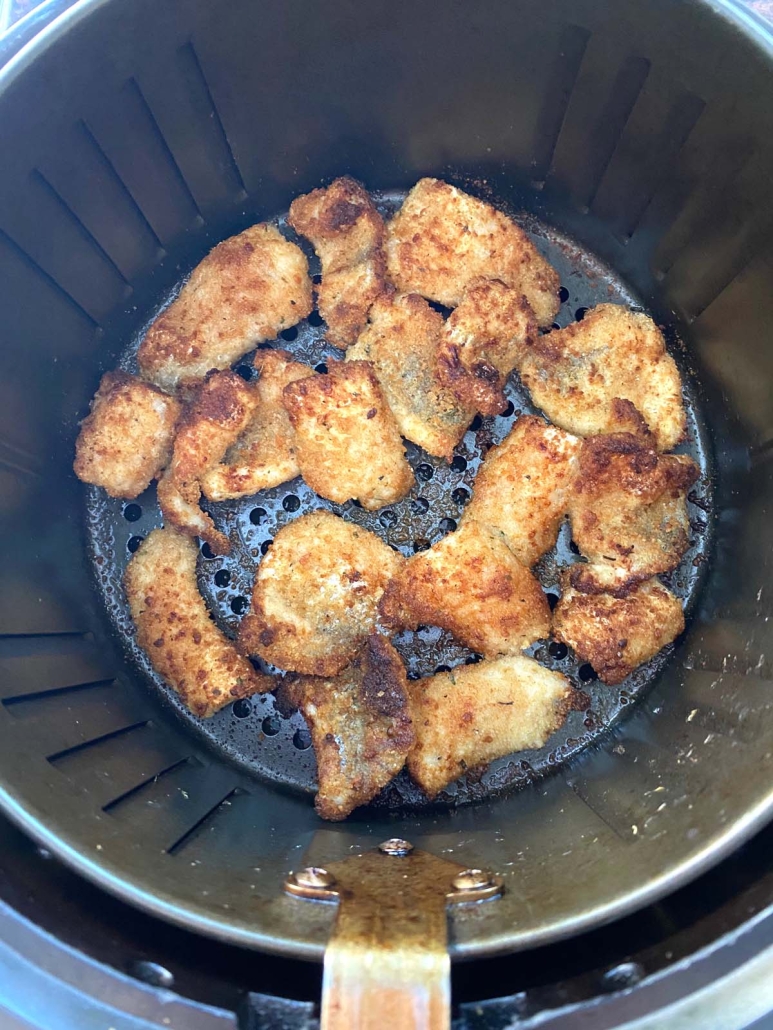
[{"left": 0, "top": 0, "right": 772, "bottom": 992}]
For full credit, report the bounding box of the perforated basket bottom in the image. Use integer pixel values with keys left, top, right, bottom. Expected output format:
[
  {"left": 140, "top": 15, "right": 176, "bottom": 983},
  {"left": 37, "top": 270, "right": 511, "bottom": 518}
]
[{"left": 85, "top": 188, "right": 713, "bottom": 812}]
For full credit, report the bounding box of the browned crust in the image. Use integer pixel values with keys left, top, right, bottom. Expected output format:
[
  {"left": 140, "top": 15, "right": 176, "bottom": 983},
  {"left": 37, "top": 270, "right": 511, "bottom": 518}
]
[
  {"left": 237, "top": 510, "right": 403, "bottom": 676},
  {"left": 287, "top": 634, "right": 414, "bottom": 820},
  {"left": 137, "top": 223, "right": 313, "bottom": 390},
  {"left": 124, "top": 528, "right": 271, "bottom": 717},
  {"left": 73, "top": 372, "right": 181, "bottom": 499},
  {"left": 157, "top": 370, "right": 258, "bottom": 555},
  {"left": 553, "top": 576, "right": 685, "bottom": 684},
  {"left": 438, "top": 280, "right": 537, "bottom": 416},
  {"left": 379, "top": 521, "right": 551, "bottom": 657},
  {"left": 288, "top": 177, "right": 388, "bottom": 348},
  {"left": 568, "top": 432, "right": 700, "bottom": 596},
  {"left": 282, "top": 359, "right": 413, "bottom": 509}
]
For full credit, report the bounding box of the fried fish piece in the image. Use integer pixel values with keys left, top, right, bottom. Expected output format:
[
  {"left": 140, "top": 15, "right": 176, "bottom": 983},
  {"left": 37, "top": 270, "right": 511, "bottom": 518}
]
[
  {"left": 379, "top": 520, "right": 550, "bottom": 657},
  {"left": 407, "top": 656, "right": 571, "bottom": 798},
  {"left": 282, "top": 360, "right": 413, "bottom": 510},
  {"left": 138, "top": 224, "right": 313, "bottom": 391},
  {"left": 347, "top": 291, "right": 475, "bottom": 459},
  {"left": 553, "top": 576, "right": 685, "bottom": 685},
  {"left": 385, "top": 178, "right": 560, "bottom": 327},
  {"left": 73, "top": 371, "right": 181, "bottom": 499},
  {"left": 239, "top": 510, "right": 403, "bottom": 676},
  {"left": 200, "top": 350, "right": 313, "bottom": 502},
  {"left": 124, "top": 528, "right": 271, "bottom": 717},
  {"left": 157, "top": 371, "right": 259, "bottom": 555},
  {"left": 288, "top": 177, "right": 387, "bottom": 349},
  {"left": 462, "top": 416, "right": 580, "bottom": 567},
  {"left": 438, "top": 279, "right": 536, "bottom": 415},
  {"left": 520, "top": 305, "right": 687, "bottom": 451},
  {"left": 568, "top": 432, "right": 699, "bottom": 596},
  {"left": 285, "top": 634, "right": 414, "bottom": 820}
]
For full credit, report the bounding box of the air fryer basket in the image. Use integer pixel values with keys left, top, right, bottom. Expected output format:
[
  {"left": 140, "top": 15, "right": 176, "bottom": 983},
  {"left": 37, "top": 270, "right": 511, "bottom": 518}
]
[{"left": 0, "top": 0, "right": 772, "bottom": 962}]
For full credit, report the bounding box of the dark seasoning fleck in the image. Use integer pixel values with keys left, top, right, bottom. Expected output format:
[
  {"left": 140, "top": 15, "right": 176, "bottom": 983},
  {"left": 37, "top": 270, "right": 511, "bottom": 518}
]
[{"left": 84, "top": 185, "right": 714, "bottom": 811}]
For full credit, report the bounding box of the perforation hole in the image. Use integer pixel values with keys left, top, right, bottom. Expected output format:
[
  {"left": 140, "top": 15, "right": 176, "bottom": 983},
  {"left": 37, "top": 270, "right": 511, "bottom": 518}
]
[
  {"left": 314, "top": 362, "right": 328, "bottom": 373},
  {"left": 308, "top": 311, "right": 324, "bottom": 327},
  {"left": 249, "top": 507, "right": 267, "bottom": 525},
  {"left": 123, "top": 504, "right": 142, "bottom": 522},
  {"left": 214, "top": 569, "right": 230, "bottom": 587},
  {"left": 450, "top": 455, "right": 467, "bottom": 472},
  {"left": 293, "top": 728, "right": 312, "bottom": 750},
  {"left": 283, "top": 495, "right": 301, "bottom": 512},
  {"left": 127, "top": 535, "right": 144, "bottom": 553},
  {"left": 452, "top": 487, "right": 470, "bottom": 506},
  {"left": 575, "top": 307, "right": 589, "bottom": 321},
  {"left": 558, "top": 286, "right": 570, "bottom": 303},
  {"left": 416, "top": 463, "right": 434, "bottom": 481},
  {"left": 230, "top": 596, "right": 249, "bottom": 615},
  {"left": 232, "top": 699, "right": 251, "bottom": 719},
  {"left": 262, "top": 714, "right": 281, "bottom": 736},
  {"left": 281, "top": 327, "right": 298, "bottom": 341}
]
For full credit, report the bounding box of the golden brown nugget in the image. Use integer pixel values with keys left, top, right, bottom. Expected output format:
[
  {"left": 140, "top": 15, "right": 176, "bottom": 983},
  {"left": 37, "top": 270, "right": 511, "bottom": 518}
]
[
  {"left": 138, "top": 224, "right": 313, "bottom": 390},
  {"left": 553, "top": 577, "right": 685, "bottom": 685},
  {"left": 124, "top": 528, "right": 271, "bottom": 717},
  {"left": 462, "top": 416, "right": 580, "bottom": 566},
  {"left": 520, "top": 305, "right": 687, "bottom": 451},
  {"left": 385, "top": 178, "right": 560, "bottom": 327},
  {"left": 438, "top": 279, "right": 536, "bottom": 415},
  {"left": 347, "top": 291, "right": 475, "bottom": 459},
  {"left": 73, "top": 371, "right": 181, "bottom": 499},
  {"left": 288, "top": 177, "right": 387, "bottom": 349},
  {"left": 286, "top": 635, "right": 414, "bottom": 820},
  {"left": 201, "top": 351, "right": 313, "bottom": 501},
  {"left": 157, "top": 371, "right": 258, "bottom": 555},
  {"left": 239, "top": 511, "right": 403, "bottom": 676},
  {"left": 407, "top": 656, "right": 571, "bottom": 798},
  {"left": 568, "top": 432, "right": 699, "bottom": 596},
  {"left": 282, "top": 360, "right": 413, "bottom": 510},
  {"left": 379, "top": 520, "right": 550, "bottom": 657}
]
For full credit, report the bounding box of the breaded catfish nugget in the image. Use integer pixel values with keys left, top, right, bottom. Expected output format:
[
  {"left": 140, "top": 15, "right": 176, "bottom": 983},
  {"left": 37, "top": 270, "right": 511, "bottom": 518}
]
[
  {"left": 385, "top": 178, "right": 560, "bottom": 327},
  {"left": 157, "top": 371, "right": 258, "bottom": 555},
  {"left": 125, "top": 528, "right": 271, "bottom": 717},
  {"left": 288, "top": 177, "right": 387, "bottom": 349},
  {"left": 74, "top": 371, "right": 181, "bottom": 499},
  {"left": 283, "top": 360, "right": 413, "bottom": 510},
  {"left": 407, "top": 656, "right": 571, "bottom": 797},
  {"left": 520, "top": 305, "right": 686, "bottom": 451},
  {"left": 138, "top": 224, "right": 313, "bottom": 390},
  {"left": 286, "top": 635, "right": 414, "bottom": 820},
  {"left": 347, "top": 291, "right": 475, "bottom": 459},
  {"left": 568, "top": 432, "right": 699, "bottom": 595},
  {"left": 553, "top": 576, "right": 685, "bottom": 685},
  {"left": 380, "top": 520, "right": 550, "bottom": 657},
  {"left": 201, "top": 350, "right": 313, "bottom": 501},
  {"left": 439, "top": 279, "right": 536, "bottom": 415},
  {"left": 239, "top": 511, "right": 403, "bottom": 676},
  {"left": 462, "top": 416, "right": 580, "bottom": 566}
]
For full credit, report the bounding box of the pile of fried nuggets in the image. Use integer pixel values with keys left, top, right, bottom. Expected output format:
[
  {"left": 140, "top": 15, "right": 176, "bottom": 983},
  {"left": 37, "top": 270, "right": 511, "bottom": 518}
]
[{"left": 74, "top": 177, "right": 700, "bottom": 820}]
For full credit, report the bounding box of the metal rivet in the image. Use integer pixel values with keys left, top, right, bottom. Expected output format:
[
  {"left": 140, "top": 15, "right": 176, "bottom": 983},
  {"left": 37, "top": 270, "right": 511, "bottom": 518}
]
[
  {"left": 602, "top": 961, "right": 644, "bottom": 991},
  {"left": 378, "top": 838, "right": 414, "bottom": 856},
  {"left": 293, "top": 866, "right": 336, "bottom": 889},
  {"left": 452, "top": 868, "right": 495, "bottom": 891},
  {"left": 130, "top": 959, "right": 175, "bottom": 989}
]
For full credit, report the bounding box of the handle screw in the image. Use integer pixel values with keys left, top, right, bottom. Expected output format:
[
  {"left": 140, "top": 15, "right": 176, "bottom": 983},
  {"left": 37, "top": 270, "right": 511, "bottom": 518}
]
[
  {"left": 378, "top": 838, "right": 414, "bottom": 856},
  {"left": 452, "top": 868, "right": 495, "bottom": 891},
  {"left": 293, "top": 866, "right": 336, "bottom": 888}
]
